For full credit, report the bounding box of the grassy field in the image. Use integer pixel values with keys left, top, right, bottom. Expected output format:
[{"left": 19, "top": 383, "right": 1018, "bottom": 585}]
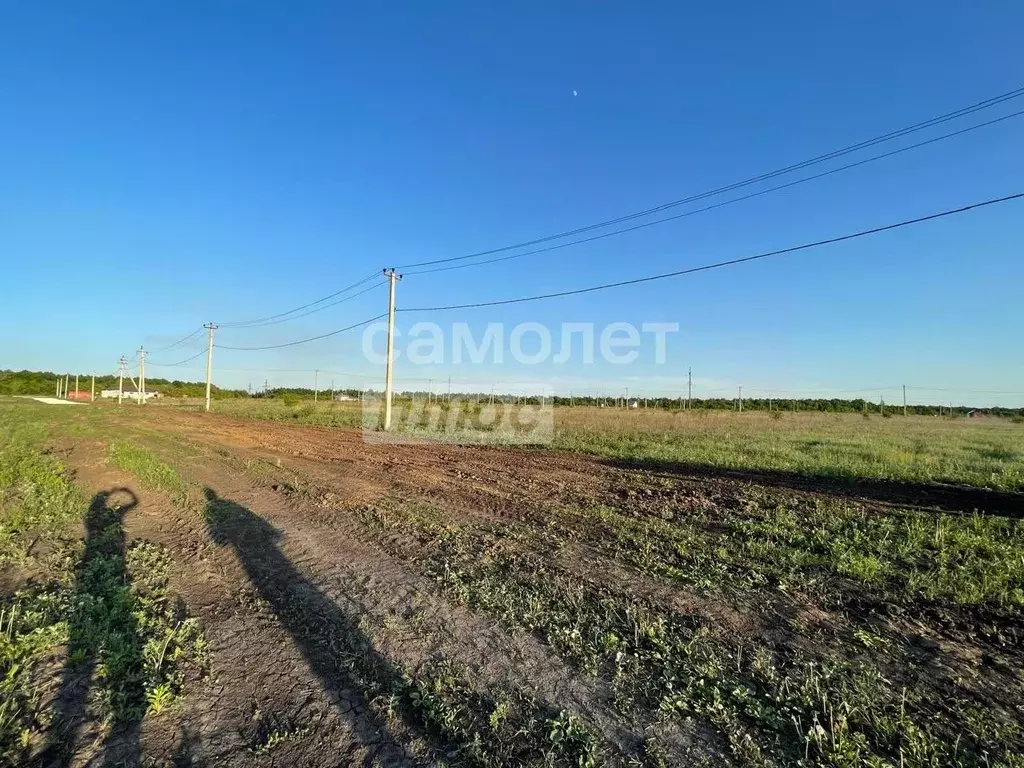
[
  {"left": 163, "top": 398, "right": 1024, "bottom": 491},
  {"left": 4, "top": 397, "right": 1024, "bottom": 765}
]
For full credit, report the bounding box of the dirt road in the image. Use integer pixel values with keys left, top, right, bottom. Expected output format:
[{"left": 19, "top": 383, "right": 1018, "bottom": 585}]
[{"left": 42, "top": 407, "right": 1024, "bottom": 766}]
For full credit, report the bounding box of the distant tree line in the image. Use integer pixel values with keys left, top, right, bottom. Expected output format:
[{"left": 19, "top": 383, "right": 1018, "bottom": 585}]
[
  {"left": 0, "top": 369, "right": 248, "bottom": 399},
  {"left": 2, "top": 370, "right": 1020, "bottom": 417}
]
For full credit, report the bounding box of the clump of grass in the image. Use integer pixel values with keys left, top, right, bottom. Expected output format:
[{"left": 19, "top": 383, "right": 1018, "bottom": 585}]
[{"left": 108, "top": 440, "right": 203, "bottom": 515}]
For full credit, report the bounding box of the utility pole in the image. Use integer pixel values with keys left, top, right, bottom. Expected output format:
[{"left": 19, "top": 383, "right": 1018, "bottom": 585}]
[
  {"left": 314, "top": 370, "right": 319, "bottom": 403},
  {"left": 138, "top": 348, "right": 146, "bottom": 405},
  {"left": 91, "top": 373, "right": 95, "bottom": 402},
  {"left": 382, "top": 268, "right": 401, "bottom": 430},
  {"left": 63, "top": 375, "right": 68, "bottom": 399},
  {"left": 738, "top": 386, "right": 743, "bottom": 412},
  {"left": 880, "top": 395, "right": 884, "bottom": 416},
  {"left": 687, "top": 367, "right": 692, "bottom": 410},
  {"left": 203, "top": 323, "right": 217, "bottom": 413},
  {"left": 55, "top": 378, "right": 60, "bottom": 398},
  {"left": 768, "top": 393, "right": 772, "bottom": 412},
  {"left": 489, "top": 385, "right": 494, "bottom": 406},
  {"left": 903, "top": 384, "right": 907, "bottom": 416},
  {"left": 75, "top": 374, "right": 79, "bottom": 396},
  {"left": 118, "top": 356, "right": 126, "bottom": 405},
  {"left": 447, "top": 375, "right": 452, "bottom": 404}
]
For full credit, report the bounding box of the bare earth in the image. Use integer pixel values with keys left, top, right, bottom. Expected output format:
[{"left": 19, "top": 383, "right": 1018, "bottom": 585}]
[{"left": 36, "top": 406, "right": 1024, "bottom": 766}]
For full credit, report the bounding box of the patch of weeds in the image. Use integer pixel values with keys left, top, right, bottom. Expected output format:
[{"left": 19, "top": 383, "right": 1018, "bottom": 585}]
[
  {"left": 359, "top": 499, "right": 1024, "bottom": 767},
  {"left": 108, "top": 440, "right": 203, "bottom": 515},
  {"left": 250, "top": 718, "right": 311, "bottom": 756},
  {"left": 0, "top": 412, "right": 82, "bottom": 567}
]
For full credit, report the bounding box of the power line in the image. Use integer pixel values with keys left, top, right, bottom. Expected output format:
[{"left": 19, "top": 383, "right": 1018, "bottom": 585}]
[
  {"left": 217, "top": 313, "right": 388, "bottom": 351},
  {"left": 405, "top": 109, "right": 1024, "bottom": 275},
  {"left": 219, "top": 277, "right": 387, "bottom": 330},
  {"left": 216, "top": 271, "right": 381, "bottom": 328},
  {"left": 399, "top": 192, "right": 1024, "bottom": 312},
  {"left": 148, "top": 349, "right": 208, "bottom": 367},
  {"left": 397, "top": 85, "right": 1024, "bottom": 270},
  {"left": 150, "top": 326, "right": 205, "bottom": 352}
]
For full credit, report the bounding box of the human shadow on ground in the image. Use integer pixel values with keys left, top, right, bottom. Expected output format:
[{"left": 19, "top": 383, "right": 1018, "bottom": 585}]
[
  {"left": 201, "top": 487, "right": 420, "bottom": 764},
  {"left": 42, "top": 488, "right": 144, "bottom": 768},
  {"left": 602, "top": 457, "right": 1024, "bottom": 517}
]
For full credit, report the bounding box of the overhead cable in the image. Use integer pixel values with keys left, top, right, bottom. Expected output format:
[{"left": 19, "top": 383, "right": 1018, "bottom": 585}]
[
  {"left": 216, "top": 271, "right": 381, "bottom": 328},
  {"left": 399, "top": 192, "right": 1024, "bottom": 312},
  {"left": 217, "top": 313, "right": 388, "bottom": 351},
  {"left": 398, "top": 85, "right": 1024, "bottom": 270},
  {"left": 405, "top": 110, "right": 1024, "bottom": 275}
]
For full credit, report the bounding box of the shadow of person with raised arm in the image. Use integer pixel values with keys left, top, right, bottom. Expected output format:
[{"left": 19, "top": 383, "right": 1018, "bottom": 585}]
[
  {"left": 201, "top": 487, "right": 417, "bottom": 765},
  {"left": 42, "top": 488, "right": 145, "bottom": 768}
]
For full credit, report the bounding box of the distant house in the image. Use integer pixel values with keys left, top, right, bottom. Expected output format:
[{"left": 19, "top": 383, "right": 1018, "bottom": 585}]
[
  {"left": 99, "top": 384, "right": 160, "bottom": 400},
  {"left": 966, "top": 409, "right": 986, "bottom": 418},
  {"left": 333, "top": 393, "right": 355, "bottom": 402}
]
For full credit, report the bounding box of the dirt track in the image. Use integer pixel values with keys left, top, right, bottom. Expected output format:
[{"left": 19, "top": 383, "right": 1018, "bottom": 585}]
[{"left": 44, "top": 407, "right": 1024, "bottom": 766}]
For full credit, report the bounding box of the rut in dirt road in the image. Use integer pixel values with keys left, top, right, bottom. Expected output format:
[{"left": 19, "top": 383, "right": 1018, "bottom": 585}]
[{"left": 201, "top": 487, "right": 416, "bottom": 763}]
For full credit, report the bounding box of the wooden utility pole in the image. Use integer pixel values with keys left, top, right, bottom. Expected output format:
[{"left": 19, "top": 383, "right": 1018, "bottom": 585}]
[
  {"left": 203, "top": 324, "right": 217, "bottom": 413},
  {"left": 382, "top": 268, "right": 401, "bottom": 430},
  {"left": 138, "top": 348, "right": 146, "bottom": 405},
  {"left": 903, "top": 384, "right": 907, "bottom": 416}
]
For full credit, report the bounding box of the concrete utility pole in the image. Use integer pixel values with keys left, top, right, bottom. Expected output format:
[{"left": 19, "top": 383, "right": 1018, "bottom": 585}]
[
  {"left": 687, "top": 367, "right": 692, "bottom": 410},
  {"left": 382, "top": 268, "right": 402, "bottom": 430},
  {"left": 75, "top": 374, "right": 79, "bottom": 395},
  {"left": 203, "top": 324, "right": 217, "bottom": 413},
  {"left": 903, "top": 384, "right": 907, "bottom": 416},
  {"left": 91, "top": 373, "right": 95, "bottom": 402},
  {"left": 55, "top": 378, "right": 60, "bottom": 398},
  {"left": 138, "top": 348, "right": 146, "bottom": 405},
  {"left": 314, "top": 370, "right": 319, "bottom": 403},
  {"left": 738, "top": 386, "right": 743, "bottom": 412},
  {"left": 118, "top": 356, "right": 126, "bottom": 405},
  {"left": 447, "top": 375, "right": 451, "bottom": 404}
]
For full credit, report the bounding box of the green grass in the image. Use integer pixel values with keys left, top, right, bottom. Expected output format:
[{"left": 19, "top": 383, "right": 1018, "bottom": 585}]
[
  {"left": 0, "top": 405, "right": 206, "bottom": 763},
  {"left": 354, "top": 495, "right": 1024, "bottom": 767},
  {"left": 551, "top": 409, "right": 1024, "bottom": 492}
]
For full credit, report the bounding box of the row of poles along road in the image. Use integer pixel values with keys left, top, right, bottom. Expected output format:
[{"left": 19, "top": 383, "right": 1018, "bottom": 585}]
[
  {"left": 116, "top": 269, "right": 400, "bottom": 426},
  {"left": 128, "top": 266, "right": 929, "bottom": 428}
]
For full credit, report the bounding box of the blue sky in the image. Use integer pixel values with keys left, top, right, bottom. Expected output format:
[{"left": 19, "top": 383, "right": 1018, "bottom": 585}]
[{"left": 1, "top": 2, "right": 1022, "bottom": 405}]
